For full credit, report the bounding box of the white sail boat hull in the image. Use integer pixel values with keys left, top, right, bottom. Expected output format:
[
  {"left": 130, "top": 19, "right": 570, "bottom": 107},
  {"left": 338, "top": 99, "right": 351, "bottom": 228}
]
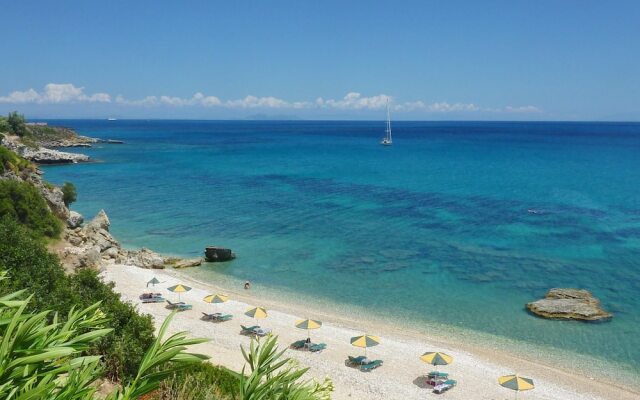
[{"left": 381, "top": 98, "right": 393, "bottom": 146}]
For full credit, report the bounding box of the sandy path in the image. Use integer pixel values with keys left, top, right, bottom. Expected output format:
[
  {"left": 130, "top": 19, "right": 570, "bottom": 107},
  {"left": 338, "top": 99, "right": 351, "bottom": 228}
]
[{"left": 101, "top": 264, "right": 638, "bottom": 400}]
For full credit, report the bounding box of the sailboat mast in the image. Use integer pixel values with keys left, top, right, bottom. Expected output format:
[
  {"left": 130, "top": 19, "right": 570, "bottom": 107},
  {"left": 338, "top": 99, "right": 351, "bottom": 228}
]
[{"left": 386, "top": 98, "right": 392, "bottom": 142}]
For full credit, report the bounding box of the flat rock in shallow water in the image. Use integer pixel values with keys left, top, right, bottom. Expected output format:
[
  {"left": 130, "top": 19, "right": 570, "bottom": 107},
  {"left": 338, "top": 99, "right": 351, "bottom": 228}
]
[{"left": 526, "top": 288, "right": 612, "bottom": 321}]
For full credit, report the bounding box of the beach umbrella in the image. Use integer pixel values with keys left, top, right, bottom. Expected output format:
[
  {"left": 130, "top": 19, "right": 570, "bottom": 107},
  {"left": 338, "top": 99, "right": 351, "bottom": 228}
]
[
  {"left": 295, "top": 318, "right": 322, "bottom": 340},
  {"left": 350, "top": 334, "right": 380, "bottom": 357},
  {"left": 498, "top": 374, "right": 534, "bottom": 399},
  {"left": 146, "top": 277, "right": 161, "bottom": 288},
  {"left": 420, "top": 351, "right": 453, "bottom": 373},
  {"left": 245, "top": 306, "right": 268, "bottom": 325},
  {"left": 203, "top": 294, "right": 229, "bottom": 313},
  {"left": 167, "top": 284, "right": 192, "bottom": 302}
]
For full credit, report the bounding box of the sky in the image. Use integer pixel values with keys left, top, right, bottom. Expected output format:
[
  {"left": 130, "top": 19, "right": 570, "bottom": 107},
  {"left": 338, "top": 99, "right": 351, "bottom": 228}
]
[{"left": 0, "top": 0, "right": 639, "bottom": 120}]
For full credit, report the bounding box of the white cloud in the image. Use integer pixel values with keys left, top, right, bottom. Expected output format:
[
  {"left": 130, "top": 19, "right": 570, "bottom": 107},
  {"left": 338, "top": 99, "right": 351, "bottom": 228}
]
[
  {"left": 0, "top": 83, "right": 111, "bottom": 104},
  {"left": 504, "top": 105, "right": 541, "bottom": 113},
  {"left": 317, "top": 92, "right": 390, "bottom": 110},
  {"left": 0, "top": 84, "right": 541, "bottom": 114}
]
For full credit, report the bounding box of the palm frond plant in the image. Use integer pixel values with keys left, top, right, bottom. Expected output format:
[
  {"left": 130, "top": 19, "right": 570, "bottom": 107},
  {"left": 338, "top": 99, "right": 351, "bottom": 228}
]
[
  {"left": 240, "top": 335, "right": 333, "bottom": 400},
  {"left": 0, "top": 270, "right": 210, "bottom": 399}
]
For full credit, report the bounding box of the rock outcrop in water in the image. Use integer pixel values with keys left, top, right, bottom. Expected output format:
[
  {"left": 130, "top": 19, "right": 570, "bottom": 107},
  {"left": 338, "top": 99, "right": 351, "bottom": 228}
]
[
  {"left": 526, "top": 288, "right": 612, "bottom": 321},
  {"left": 204, "top": 246, "right": 236, "bottom": 262}
]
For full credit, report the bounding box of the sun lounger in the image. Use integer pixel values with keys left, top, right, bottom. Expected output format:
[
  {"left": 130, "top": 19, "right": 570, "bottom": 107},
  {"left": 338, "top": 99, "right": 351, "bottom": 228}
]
[
  {"left": 359, "top": 359, "right": 383, "bottom": 371},
  {"left": 254, "top": 327, "right": 272, "bottom": 336},
  {"left": 215, "top": 314, "right": 233, "bottom": 322},
  {"left": 348, "top": 355, "right": 368, "bottom": 365},
  {"left": 241, "top": 325, "right": 260, "bottom": 335},
  {"left": 291, "top": 340, "right": 306, "bottom": 349},
  {"left": 166, "top": 300, "right": 192, "bottom": 311},
  {"left": 308, "top": 343, "right": 326, "bottom": 352},
  {"left": 433, "top": 379, "right": 457, "bottom": 394},
  {"left": 426, "top": 371, "right": 449, "bottom": 386},
  {"left": 202, "top": 312, "right": 220, "bottom": 320},
  {"left": 141, "top": 296, "right": 165, "bottom": 303},
  {"left": 139, "top": 292, "right": 162, "bottom": 300}
]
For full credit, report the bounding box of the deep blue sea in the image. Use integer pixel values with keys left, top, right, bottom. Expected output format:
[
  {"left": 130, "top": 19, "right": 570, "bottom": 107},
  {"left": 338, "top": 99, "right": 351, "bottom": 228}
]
[{"left": 42, "top": 120, "right": 640, "bottom": 378}]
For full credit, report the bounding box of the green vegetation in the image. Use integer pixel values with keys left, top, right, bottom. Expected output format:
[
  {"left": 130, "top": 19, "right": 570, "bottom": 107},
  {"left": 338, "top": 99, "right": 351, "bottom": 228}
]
[
  {"left": 156, "top": 364, "right": 240, "bottom": 400},
  {"left": 0, "top": 273, "right": 208, "bottom": 399},
  {"left": 0, "top": 218, "right": 156, "bottom": 382},
  {"left": 62, "top": 181, "right": 77, "bottom": 206},
  {"left": 6, "top": 111, "right": 27, "bottom": 136},
  {"left": 240, "top": 336, "right": 333, "bottom": 400},
  {"left": 0, "top": 145, "right": 34, "bottom": 174},
  {"left": 0, "top": 180, "right": 62, "bottom": 238}
]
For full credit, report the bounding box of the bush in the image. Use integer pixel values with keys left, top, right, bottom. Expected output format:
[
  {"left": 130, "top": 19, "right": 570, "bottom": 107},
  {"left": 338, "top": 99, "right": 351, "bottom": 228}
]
[
  {"left": 155, "top": 363, "right": 239, "bottom": 400},
  {"left": 0, "top": 218, "right": 156, "bottom": 383},
  {"left": 0, "top": 145, "right": 33, "bottom": 174},
  {"left": 0, "top": 179, "right": 62, "bottom": 238},
  {"left": 7, "top": 111, "right": 27, "bottom": 136},
  {"left": 0, "top": 117, "right": 9, "bottom": 133},
  {"left": 62, "top": 181, "right": 77, "bottom": 206}
]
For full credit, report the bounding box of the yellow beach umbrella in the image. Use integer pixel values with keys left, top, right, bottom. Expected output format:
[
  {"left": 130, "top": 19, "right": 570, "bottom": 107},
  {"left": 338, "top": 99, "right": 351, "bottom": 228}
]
[
  {"left": 203, "top": 294, "right": 229, "bottom": 304},
  {"left": 203, "top": 294, "right": 229, "bottom": 313},
  {"left": 295, "top": 318, "right": 322, "bottom": 340},
  {"left": 420, "top": 352, "right": 453, "bottom": 372},
  {"left": 350, "top": 334, "right": 380, "bottom": 357},
  {"left": 499, "top": 374, "right": 534, "bottom": 399},
  {"left": 167, "top": 284, "right": 192, "bottom": 302},
  {"left": 245, "top": 306, "right": 267, "bottom": 324}
]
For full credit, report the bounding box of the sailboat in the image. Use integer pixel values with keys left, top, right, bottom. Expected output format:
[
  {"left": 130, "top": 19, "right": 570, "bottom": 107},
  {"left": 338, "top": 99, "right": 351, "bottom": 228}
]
[{"left": 380, "top": 98, "right": 392, "bottom": 146}]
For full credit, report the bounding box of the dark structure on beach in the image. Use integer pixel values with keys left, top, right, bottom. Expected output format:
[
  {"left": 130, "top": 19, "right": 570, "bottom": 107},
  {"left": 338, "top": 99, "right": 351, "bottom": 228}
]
[{"left": 204, "top": 246, "right": 235, "bottom": 262}]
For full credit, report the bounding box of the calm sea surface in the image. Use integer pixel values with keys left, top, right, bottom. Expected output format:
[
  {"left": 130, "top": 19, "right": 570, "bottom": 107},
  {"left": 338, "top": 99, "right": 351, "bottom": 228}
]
[{"left": 42, "top": 120, "right": 640, "bottom": 377}]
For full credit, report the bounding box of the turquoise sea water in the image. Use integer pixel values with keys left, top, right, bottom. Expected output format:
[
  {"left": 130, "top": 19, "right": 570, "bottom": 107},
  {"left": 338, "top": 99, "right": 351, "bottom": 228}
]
[{"left": 42, "top": 120, "right": 640, "bottom": 377}]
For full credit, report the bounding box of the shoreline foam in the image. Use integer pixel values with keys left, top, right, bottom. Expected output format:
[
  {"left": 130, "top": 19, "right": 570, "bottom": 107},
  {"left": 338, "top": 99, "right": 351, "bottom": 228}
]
[{"left": 101, "top": 264, "right": 640, "bottom": 400}]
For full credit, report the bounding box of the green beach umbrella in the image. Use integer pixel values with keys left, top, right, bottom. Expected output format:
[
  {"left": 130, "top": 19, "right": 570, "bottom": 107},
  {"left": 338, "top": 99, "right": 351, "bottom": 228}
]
[
  {"left": 295, "top": 318, "right": 322, "bottom": 340},
  {"left": 499, "top": 374, "right": 534, "bottom": 399},
  {"left": 350, "top": 334, "right": 380, "bottom": 357},
  {"left": 167, "top": 284, "right": 192, "bottom": 302},
  {"left": 146, "top": 277, "right": 161, "bottom": 288}
]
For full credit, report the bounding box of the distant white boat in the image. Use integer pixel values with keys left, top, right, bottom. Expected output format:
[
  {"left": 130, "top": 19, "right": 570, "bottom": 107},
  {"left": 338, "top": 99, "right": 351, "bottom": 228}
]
[
  {"left": 380, "top": 98, "right": 392, "bottom": 146},
  {"left": 107, "top": 118, "right": 117, "bottom": 121}
]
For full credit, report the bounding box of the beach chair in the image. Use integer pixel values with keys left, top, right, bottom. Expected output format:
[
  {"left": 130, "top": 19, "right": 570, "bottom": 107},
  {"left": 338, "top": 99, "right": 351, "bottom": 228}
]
[
  {"left": 201, "top": 312, "right": 219, "bottom": 321},
  {"left": 141, "top": 295, "right": 165, "bottom": 303},
  {"left": 433, "top": 379, "right": 457, "bottom": 394},
  {"left": 254, "top": 327, "right": 272, "bottom": 336},
  {"left": 348, "top": 356, "right": 367, "bottom": 366},
  {"left": 359, "top": 359, "right": 383, "bottom": 371},
  {"left": 139, "top": 292, "right": 162, "bottom": 300},
  {"left": 291, "top": 340, "right": 306, "bottom": 349},
  {"left": 241, "top": 325, "right": 260, "bottom": 335},
  {"left": 426, "top": 371, "right": 449, "bottom": 386},
  {"left": 166, "top": 300, "right": 185, "bottom": 309},
  {"left": 308, "top": 343, "right": 326, "bottom": 352},
  {"left": 214, "top": 314, "right": 233, "bottom": 322}
]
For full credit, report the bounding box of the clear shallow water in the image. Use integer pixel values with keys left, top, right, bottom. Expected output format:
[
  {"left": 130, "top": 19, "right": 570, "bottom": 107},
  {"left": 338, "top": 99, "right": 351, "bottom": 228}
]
[{"left": 42, "top": 120, "right": 640, "bottom": 376}]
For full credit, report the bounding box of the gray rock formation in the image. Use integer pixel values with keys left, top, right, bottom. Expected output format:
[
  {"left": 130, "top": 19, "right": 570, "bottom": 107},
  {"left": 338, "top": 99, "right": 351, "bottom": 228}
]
[
  {"left": 526, "top": 288, "right": 612, "bottom": 321},
  {"left": 123, "top": 248, "right": 165, "bottom": 269},
  {"left": 67, "top": 211, "right": 84, "bottom": 228},
  {"left": 169, "top": 257, "right": 203, "bottom": 269},
  {"left": 204, "top": 246, "right": 236, "bottom": 262},
  {"left": 2, "top": 135, "right": 89, "bottom": 164}
]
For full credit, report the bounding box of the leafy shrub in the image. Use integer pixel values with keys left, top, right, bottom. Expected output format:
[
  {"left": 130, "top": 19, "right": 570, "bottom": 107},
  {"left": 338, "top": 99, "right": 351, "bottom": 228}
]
[
  {"left": 0, "top": 276, "right": 208, "bottom": 400},
  {"left": 0, "top": 179, "right": 62, "bottom": 238},
  {"left": 0, "top": 145, "right": 33, "bottom": 174},
  {"left": 0, "top": 117, "right": 9, "bottom": 133},
  {"left": 0, "top": 218, "right": 156, "bottom": 383},
  {"left": 62, "top": 181, "right": 77, "bottom": 206},
  {"left": 240, "top": 336, "right": 333, "bottom": 400},
  {"left": 156, "top": 363, "right": 239, "bottom": 400},
  {"left": 7, "top": 111, "right": 26, "bottom": 136}
]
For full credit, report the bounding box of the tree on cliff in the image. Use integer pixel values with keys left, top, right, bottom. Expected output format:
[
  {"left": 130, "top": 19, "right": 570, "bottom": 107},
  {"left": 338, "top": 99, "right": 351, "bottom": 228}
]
[
  {"left": 62, "top": 181, "right": 77, "bottom": 206},
  {"left": 7, "top": 111, "right": 27, "bottom": 136}
]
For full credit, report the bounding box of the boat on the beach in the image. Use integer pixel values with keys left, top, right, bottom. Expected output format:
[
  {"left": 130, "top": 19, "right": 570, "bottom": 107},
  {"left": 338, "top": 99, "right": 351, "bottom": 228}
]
[{"left": 380, "top": 98, "right": 393, "bottom": 146}]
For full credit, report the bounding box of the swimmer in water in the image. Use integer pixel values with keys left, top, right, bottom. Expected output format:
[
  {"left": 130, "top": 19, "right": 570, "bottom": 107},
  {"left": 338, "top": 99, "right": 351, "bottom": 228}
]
[{"left": 244, "top": 281, "right": 251, "bottom": 290}]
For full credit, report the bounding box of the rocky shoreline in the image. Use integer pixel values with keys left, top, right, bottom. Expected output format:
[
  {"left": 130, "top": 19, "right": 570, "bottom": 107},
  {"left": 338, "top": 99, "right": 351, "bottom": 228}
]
[{"left": 1, "top": 124, "right": 123, "bottom": 165}]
